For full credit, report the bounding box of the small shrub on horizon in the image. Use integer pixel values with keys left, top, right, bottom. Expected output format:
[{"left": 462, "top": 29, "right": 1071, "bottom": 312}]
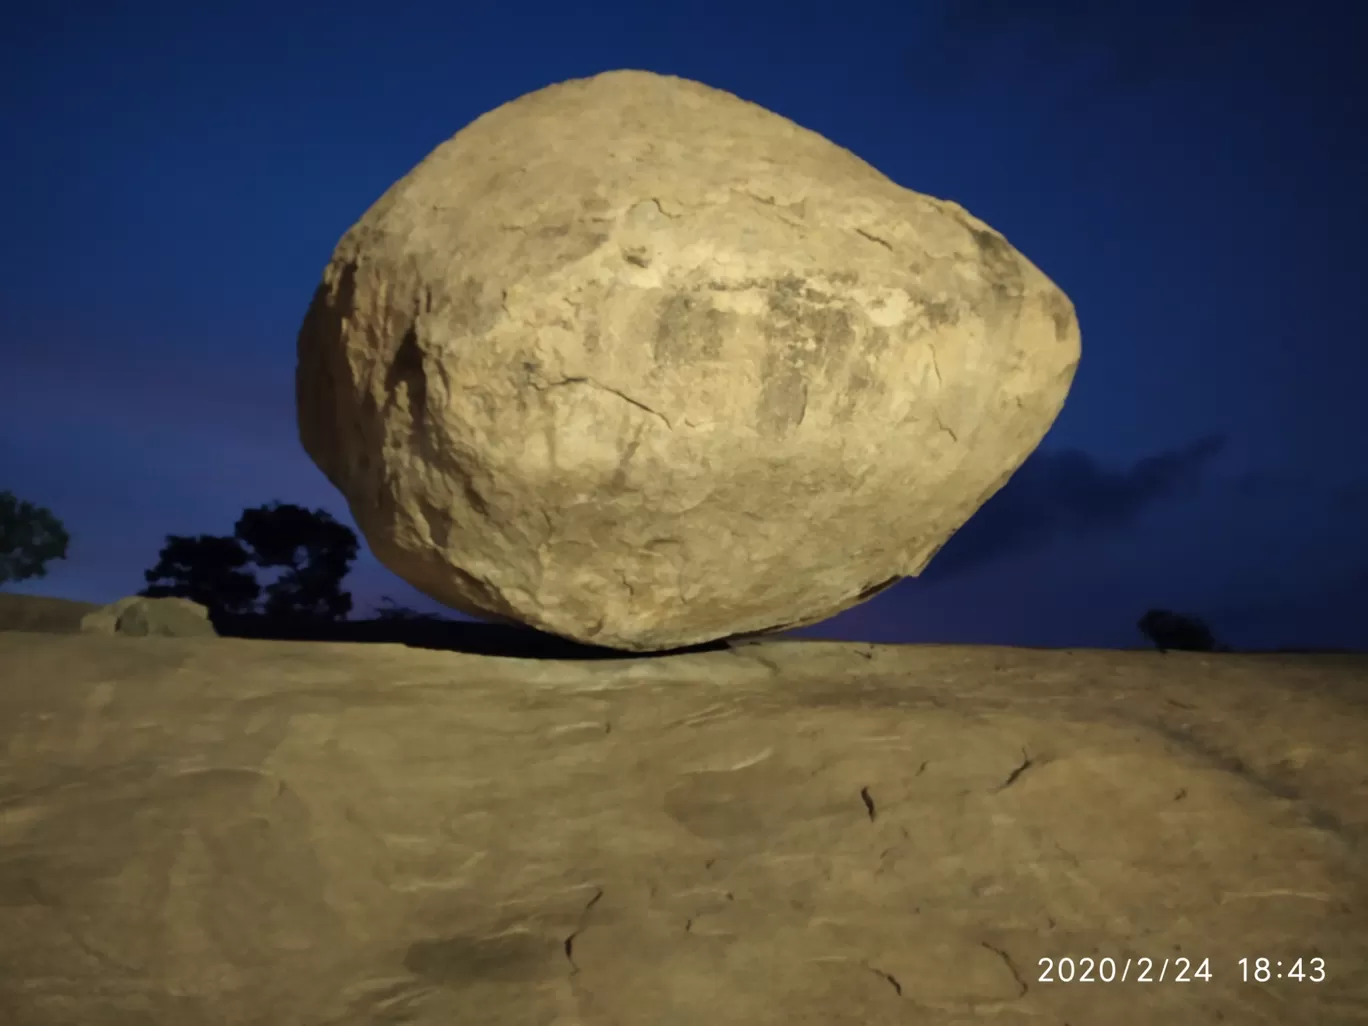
[{"left": 1137, "top": 608, "right": 1221, "bottom": 653}]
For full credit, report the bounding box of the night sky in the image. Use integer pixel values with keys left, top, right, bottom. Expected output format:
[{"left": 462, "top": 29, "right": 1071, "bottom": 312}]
[{"left": 3, "top": 1, "right": 1365, "bottom": 651}]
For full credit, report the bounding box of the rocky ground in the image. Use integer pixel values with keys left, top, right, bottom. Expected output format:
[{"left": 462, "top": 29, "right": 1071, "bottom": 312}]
[{"left": 1, "top": 597, "right": 1366, "bottom": 1024}]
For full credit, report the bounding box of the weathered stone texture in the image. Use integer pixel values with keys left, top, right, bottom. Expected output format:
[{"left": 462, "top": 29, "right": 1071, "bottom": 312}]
[
  {"left": 297, "top": 70, "right": 1080, "bottom": 649},
  {"left": 2, "top": 633, "right": 1366, "bottom": 1024}
]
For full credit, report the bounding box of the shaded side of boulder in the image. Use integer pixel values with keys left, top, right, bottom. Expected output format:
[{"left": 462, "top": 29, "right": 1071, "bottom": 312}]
[{"left": 80, "top": 596, "right": 218, "bottom": 638}]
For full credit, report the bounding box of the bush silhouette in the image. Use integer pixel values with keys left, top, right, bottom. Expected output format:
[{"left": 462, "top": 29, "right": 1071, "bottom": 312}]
[
  {"left": 1137, "top": 608, "right": 1219, "bottom": 653},
  {"left": 372, "top": 595, "right": 448, "bottom": 622},
  {"left": 142, "top": 502, "right": 359, "bottom": 622},
  {"left": 0, "top": 491, "right": 70, "bottom": 587}
]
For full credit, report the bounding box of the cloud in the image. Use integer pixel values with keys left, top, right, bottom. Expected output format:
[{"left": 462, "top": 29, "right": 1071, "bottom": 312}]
[{"left": 921, "top": 434, "right": 1227, "bottom": 581}]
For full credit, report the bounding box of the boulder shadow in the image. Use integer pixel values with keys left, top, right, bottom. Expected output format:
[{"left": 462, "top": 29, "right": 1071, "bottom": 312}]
[{"left": 212, "top": 613, "right": 729, "bottom": 661}]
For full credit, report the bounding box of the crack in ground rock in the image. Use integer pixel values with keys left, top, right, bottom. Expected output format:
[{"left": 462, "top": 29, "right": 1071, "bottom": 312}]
[
  {"left": 562, "top": 887, "right": 604, "bottom": 976},
  {"left": 731, "top": 649, "right": 782, "bottom": 676},
  {"left": 994, "top": 748, "right": 1034, "bottom": 793},
  {"left": 859, "top": 786, "right": 877, "bottom": 821},
  {"left": 980, "top": 942, "right": 1028, "bottom": 998},
  {"left": 867, "top": 965, "right": 903, "bottom": 996}
]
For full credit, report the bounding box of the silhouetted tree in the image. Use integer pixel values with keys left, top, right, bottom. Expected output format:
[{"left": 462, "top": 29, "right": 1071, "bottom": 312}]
[
  {"left": 141, "top": 502, "right": 359, "bottom": 623},
  {"left": 0, "top": 491, "right": 70, "bottom": 587},
  {"left": 233, "top": 502, "right": 358, "bottom": 622},
  {"left": 1137, "top": 608, "right": 1219, "bottom": 653},
  {"left": 141, "top": 534, "right": 261, "bottom": 617}
]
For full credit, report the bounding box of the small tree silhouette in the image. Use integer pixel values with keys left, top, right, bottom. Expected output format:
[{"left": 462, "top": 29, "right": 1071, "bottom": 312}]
[
  {"left": 0, "top": 491, "right": 71, "bottom": 587},
  {"left": 141, "top": 502, "right": 359, "bottom": 623},
  {"left": 141, "top": 534, "right": 261, "bottom": 617},
  {"left": 1137, "top": 608, "right": 1218, "bottom": 653}
]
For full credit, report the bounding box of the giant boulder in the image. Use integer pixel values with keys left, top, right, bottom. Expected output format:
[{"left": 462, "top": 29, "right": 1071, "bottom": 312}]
[{"left": 297, "top": 69, "right": 1081, "bottom": 651}]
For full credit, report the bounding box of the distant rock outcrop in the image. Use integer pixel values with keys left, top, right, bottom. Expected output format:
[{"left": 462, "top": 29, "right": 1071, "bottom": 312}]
[
  {"left": 297, "top": 69, "right": 1081, "bottom": 651},
  {"left": 80, "top": 595, "right": 217, "bottom": 638},
  {"left": 0, "top": 593, "right": 98, "bottom": 633}
]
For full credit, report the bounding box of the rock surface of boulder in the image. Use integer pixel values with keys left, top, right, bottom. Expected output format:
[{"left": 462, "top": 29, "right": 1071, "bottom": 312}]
[
  {"left": 1, "top": 632, "right": 1365, "bottom": 1024},
  {"left": 79, "top": 595, "right": 217, "bottom": 638},
  {"left": 297, "top": 69, "right": 1081, "bottom": 650}
]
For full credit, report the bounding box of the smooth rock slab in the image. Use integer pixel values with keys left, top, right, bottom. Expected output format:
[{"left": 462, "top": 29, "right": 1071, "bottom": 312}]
[{"left": 0, "top": 633, "right": 1366, "bottom": 1024}]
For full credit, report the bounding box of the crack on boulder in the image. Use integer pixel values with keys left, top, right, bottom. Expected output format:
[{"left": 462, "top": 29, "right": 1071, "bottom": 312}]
[
  {"left": 980, "top": 941, "right": 1028, "bottom": 997},
  {"left": 645, "top": 197, "right": 681, "bottom": 219},
  {"left": 734, "top": 188, "right": 776, "bottom": 207},
  {"left": 855, "top": 227, "right": 894, "bottom": 251},
  {"left": 994, "top": 748, "right": 1033, "bottom": 793},
  {"left": 859, "top": 786, "right": 877, "bottom": 822},
  {"left": 932, "top": 411, "right": 958, "bottom": 442},
  {"left": 551, "top": 376, "right": 673, "bottom": 430}
]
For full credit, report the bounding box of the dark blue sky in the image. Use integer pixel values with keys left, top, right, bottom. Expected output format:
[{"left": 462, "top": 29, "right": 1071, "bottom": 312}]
[{"left": 3, "top": 1, "right": 1365, "bottom": 650}]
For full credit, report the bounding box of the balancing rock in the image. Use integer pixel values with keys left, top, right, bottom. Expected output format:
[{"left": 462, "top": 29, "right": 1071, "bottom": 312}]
[{"left": 296, "top": 69, "right": 1080, "bottom": 651}]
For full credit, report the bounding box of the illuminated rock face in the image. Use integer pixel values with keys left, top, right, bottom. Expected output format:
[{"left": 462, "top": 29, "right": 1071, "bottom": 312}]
[
  {"left": 4, "top": 632, "right": 1366, "bottom": 1023},
  {"left": 297, "top": 69, "right": 1080, "bottom": 650}
]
